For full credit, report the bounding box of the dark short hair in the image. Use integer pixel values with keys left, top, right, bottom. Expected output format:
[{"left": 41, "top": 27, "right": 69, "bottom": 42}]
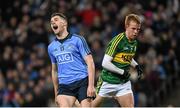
[{"left": 51, "top": 12, "right": 67, "bottom": 21}]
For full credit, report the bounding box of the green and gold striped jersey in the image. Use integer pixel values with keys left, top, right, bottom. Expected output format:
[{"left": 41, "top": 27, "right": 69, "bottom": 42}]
[{"left": 101, "top": 32, "right": 137, "bottom": 84}]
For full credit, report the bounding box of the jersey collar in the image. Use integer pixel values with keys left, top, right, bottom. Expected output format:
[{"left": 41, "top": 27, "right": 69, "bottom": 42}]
[{"left": 55, "top": 33, "right": 72, "bottom": 43}]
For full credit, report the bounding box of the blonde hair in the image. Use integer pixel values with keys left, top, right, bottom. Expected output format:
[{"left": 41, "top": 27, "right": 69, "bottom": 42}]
[{"left": 125, "top": 14, "right": 141, "bottom": 27}]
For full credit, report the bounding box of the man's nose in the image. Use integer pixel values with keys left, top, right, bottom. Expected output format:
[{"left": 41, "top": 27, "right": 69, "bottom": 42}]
[{"left": 134, "top": 29, "right": 138, "bottom": 33}]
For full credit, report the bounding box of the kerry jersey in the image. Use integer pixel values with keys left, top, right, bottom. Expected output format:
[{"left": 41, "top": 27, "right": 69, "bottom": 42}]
[{"left": 101, "top": 32, "right": 138, "bottom": 84}]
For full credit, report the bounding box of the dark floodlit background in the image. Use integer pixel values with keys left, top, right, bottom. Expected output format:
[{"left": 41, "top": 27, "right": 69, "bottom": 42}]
[{"left": 0, "top": 0, "right": 180, "bottom": 107}]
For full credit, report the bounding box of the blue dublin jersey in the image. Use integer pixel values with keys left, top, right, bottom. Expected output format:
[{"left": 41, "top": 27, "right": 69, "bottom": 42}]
[{"left": 48, "top": 33, "right": 91, "bottom": 84}]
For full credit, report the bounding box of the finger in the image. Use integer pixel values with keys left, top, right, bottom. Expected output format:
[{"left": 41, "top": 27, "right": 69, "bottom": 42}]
[
  {"left": 55, "top": 101, "right": 58, "bottom": 106},
  {"left": 87, "top": 91, "right": 91, "bottom": 97},
  {"left": 87, "top": 92, "right": 96, "bottom": 100},
  {"left": 87, "top": 96, "right": 96, "bottom": 100},
  {"left": 87, "top": 93, "right": 93, "bottom": 98}
]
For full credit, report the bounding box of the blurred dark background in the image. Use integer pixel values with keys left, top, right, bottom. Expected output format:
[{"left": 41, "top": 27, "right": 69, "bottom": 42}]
[{"left": 0, "top": 0, "right": 180, "bottom": 107}]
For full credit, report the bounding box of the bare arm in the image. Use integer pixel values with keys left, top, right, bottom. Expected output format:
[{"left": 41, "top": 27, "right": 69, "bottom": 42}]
[
  {"left": 51, "top": 64, "right": 58, "bottom": 101},
  {"left": 84, "top": 54, "right": 95, "bottom": 97}
]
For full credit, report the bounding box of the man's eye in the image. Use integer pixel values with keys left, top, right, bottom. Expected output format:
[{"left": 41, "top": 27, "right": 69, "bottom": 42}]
[
  {"left": 132, "top": 28, "right": 136, "bottom": 30},
  {"left": 55, "top": 19, "right": 59, "bottom": 21}
]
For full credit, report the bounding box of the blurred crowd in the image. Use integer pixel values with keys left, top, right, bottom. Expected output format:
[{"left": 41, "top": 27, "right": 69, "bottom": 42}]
[{"left": 0, "top": 0, "right": 180, "bottom": 107}]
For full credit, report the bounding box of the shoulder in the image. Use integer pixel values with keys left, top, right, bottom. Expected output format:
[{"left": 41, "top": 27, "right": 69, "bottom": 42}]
[
  {"left": 48, "top": 39, "right": 57, "bottom": 51},
  {"left": 110, "top": 32, "right": 125, "bottom": 44},
  {"left": 72, "top": 34, "right": 84, "bottom": 39},
  {"left": 71, "top": 33, "right": 86, "bottom": 42}
]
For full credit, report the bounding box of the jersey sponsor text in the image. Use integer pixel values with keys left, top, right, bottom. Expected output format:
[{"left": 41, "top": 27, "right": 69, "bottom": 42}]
[{"left": 56, "top": 52, "right": 74, "bottom": 64}]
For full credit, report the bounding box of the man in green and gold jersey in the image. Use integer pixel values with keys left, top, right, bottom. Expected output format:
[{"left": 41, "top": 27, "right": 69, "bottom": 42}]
[{"left": 92, "top": 14, "right": 143, "bottom": 107}]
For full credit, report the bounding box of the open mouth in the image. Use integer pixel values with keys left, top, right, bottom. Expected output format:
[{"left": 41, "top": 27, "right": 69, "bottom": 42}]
[
  {"left": 133, "top": 34, "right": 137, "bottom": 37},
  {"left": 53, "top": 26, "right": 58, "bottom": 30}
]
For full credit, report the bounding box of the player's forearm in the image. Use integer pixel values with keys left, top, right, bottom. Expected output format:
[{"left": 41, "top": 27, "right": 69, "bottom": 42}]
[
  {"left": 88, "top": 61, "right": 95, "bottom": 87},
  {"left": 130, "top": 58, "right": 138, "bottom": 68},
  {"left": 102, "top": 54, "right": 124, "bottom": 75},
  {"left": 86, "top": 55, "right": 95, "bottom": 87},
  {"left": 52, "top": 70, "right": 58, "bottom": 96}
]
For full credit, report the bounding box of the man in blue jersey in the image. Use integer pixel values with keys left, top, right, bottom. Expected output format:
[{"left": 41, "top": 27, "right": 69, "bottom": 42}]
[{"left": 48, "top": 12, "right": 95, "bottom": 107}]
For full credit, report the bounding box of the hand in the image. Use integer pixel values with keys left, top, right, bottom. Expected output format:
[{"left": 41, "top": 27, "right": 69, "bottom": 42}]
[
  {"left": 123, "top": 69, "right": 130, "bottom": 79},
  {"left": 87, "top": 86, "right": 96, "bottom": 100},
  {"left": 54, "top": 93, "right": 58, "bottom": 106},
  {"left": 135, "top": 65, "right": 143, "bottom": 80},
  {"left": 55, "top": 97, "right": 58, "bottom": 106}
]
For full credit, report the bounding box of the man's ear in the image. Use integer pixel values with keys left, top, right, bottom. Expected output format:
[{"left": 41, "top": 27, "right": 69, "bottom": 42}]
[
  {"left": 64, "top": 21, "right": 68, "bottom": 26},
  {"left": 125, "top": 24, "right": 129, "bottom": 29}
]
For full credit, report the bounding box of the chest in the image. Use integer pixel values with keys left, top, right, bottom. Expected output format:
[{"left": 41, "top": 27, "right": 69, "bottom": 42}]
[
  {"left": 53, "top": 41, "right": 78, "bottom": 54},
  {"left": 117, "top": 42, "right": 137, "bottom": 53},
  {"left": 52, "top": 42, "right": 79, "bottom": 64}
]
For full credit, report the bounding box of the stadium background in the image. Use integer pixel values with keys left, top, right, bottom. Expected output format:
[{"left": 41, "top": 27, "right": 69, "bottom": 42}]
[{"left": 0, "top": 0, "right": 180, "bottom": 107}]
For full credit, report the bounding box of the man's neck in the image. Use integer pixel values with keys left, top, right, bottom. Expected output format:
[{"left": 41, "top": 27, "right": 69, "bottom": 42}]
[
  {"left": 125, "top": 31, "right": 130, "bottom": 40},
  {"left": 56, "top": 31, "right": 69, "bottom": 40}
]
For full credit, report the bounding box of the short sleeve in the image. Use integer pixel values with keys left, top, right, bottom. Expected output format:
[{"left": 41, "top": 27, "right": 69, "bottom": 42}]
[
  {"left": 48, "top": 46, "right": 57, "bottom": 63},
  {"left": 77, "top": 36, "right": 91, "bottom": 58}
]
